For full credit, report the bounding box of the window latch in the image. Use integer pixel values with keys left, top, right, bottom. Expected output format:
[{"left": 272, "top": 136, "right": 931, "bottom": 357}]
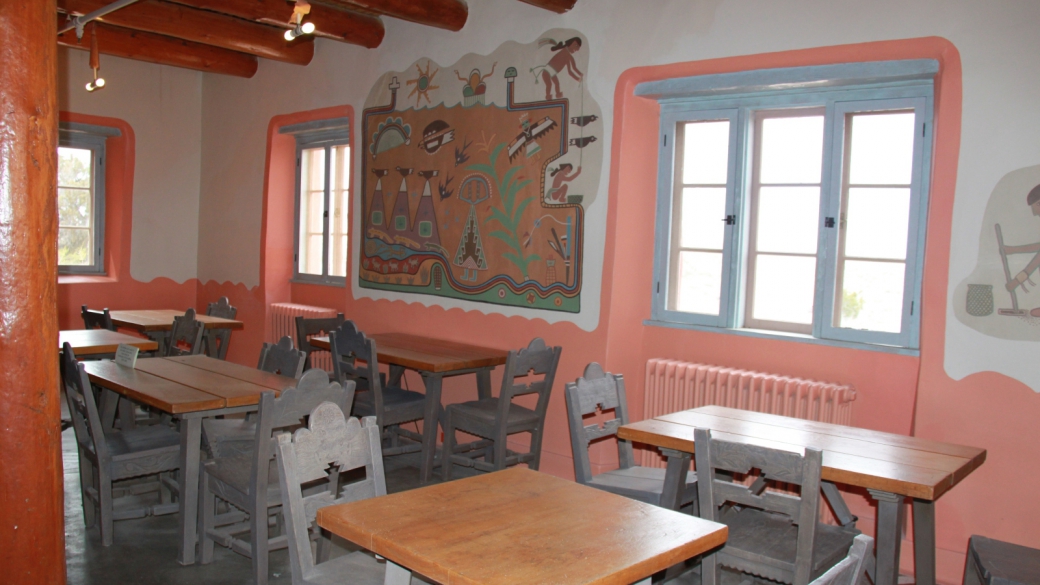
[
  {"left": 722, "top": 215, "right": 736, "bottom": 225},
  {"left": 825, "top": 217, "right": 836, "bottom": 228}
]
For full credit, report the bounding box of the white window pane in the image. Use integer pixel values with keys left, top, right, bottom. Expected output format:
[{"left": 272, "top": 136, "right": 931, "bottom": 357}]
[
  {"left": 680, "top": 187, "right": 726, "bottom": 250},
  {"left": 58, "top": 188, "right": 92, "bottom": 228},
  {"left": 848, "top": 112, "right": 915, "bottom": 185},
  {"left": 58, "top": 227, "right": 91, "bottom": 266},
  {"left": 330, "top": 235, "right": 348, "bottom": 277},
  {"left": 844, "top": 187, "right": 910, "bottom": 260},
  {"left": 751, "top": 254, "right": 816, "bottom": 324},
  {"left": 838, "top": 260, "right": 906, "bottom": 333},
  {"left": 674, "top": 251, "right": 723, "bottom": 315},
  {"left": 304, "top": 235, "right": 323, "bottom": 275},
  {"left": 302, "top": 147, "right": 325, "bottom": 191},
  {"left": 759, "top": 115, "right": 824, "bottom": 184},
  {"left": 682, "top": 120, "right": 730, "bottom": 185},
  {"left": 58, "top": 147, "right": 92, "bottom": 188},
  {"left": 756, "top": 186, "right": 820, "bottom": 254}
]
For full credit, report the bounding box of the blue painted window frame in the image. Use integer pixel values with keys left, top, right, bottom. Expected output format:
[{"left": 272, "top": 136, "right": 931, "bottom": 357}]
[
  {"left": 643, "top": 60, "right": 937, "bottom": 351},
  {"left": 58, "top": 121, "right": 120, "bottom": 275}
]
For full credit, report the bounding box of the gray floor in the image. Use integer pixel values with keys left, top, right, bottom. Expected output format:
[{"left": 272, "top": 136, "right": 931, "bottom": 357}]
[{"left": 63, "top": 426, "right": 478, "bottom": 585}]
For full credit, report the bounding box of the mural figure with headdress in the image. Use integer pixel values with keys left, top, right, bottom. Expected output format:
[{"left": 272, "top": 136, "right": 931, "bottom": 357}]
[{"left": 532, "top": 37, "right": 583, "bottom": 100}]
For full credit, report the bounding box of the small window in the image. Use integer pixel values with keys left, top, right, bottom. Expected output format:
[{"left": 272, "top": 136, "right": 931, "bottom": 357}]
[
  {"left": 58, "top": 122, "right": 118, "bottom": 275},
  {"left": 645, "top": 60, "right": 936, "bottom": 350},
  {"left": 282, "top": 117, "right": 350, "bottom": 285}
]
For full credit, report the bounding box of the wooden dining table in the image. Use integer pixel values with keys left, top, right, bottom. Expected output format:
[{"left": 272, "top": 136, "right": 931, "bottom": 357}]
[
  {"left": 59, "top": 329, "right": 158, "bottom": 356},
  {"left": 81, "top": 354, "right": 297, "bottom": 565},
  {"left": 618, "top": 405, "right": 987, "bottom": 585},
  {"left": 317, "top": 467, "right": 729, "bottom": 585},
  {"left": 310, "top": 332, "right": 509, "bottom": 482},
  {"left": 108, "top": 309, "right": 244, "bottom": 354}
]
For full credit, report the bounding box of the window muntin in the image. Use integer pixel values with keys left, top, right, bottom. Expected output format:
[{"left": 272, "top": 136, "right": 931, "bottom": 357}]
[
  {"left": 651, "top": 74, "right": 933, "bottom": 350},
  {"left": 287, "top": 118, "right": 350, "bottom": 286}
]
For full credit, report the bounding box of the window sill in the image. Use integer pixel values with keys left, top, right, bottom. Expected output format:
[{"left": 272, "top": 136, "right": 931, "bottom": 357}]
[
  {"left": 643, "top": 319, "right": 920, "bottom": 357},
  {"left": 290, "top": 278, "right": 346, "bottom": 288},
  {"left": 58, "top": 274, "right": 116, "bottom": 284}
]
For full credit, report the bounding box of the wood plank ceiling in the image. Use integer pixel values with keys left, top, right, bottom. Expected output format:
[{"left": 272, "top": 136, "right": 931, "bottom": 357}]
[{"left": 56, "top": 0, "right": 578, "bottom": 77}]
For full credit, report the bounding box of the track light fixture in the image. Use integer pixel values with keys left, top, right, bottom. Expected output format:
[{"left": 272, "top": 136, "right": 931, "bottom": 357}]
[
  {"left": 284, "top": 0, "right": 315, "bottom": 41},
  {"left": 85, "top": 24, "right": 106, "bottom": 92}
]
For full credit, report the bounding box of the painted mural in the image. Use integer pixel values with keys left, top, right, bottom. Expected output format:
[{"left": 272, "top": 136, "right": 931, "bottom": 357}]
[
  {"left": 953, "top": 165, "right": 1040, "bottom": 342},
  {"left": 357, "top": 31, "right": 602, "bottom": 315}
]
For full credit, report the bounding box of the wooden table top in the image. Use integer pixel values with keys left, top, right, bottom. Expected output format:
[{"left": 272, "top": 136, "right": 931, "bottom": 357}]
[
  {"left": 309, "top": 332, "right": 509, "bottom": 373},
  {"left": 317, "top": 467, "right": 728, "bottom": 585},
  {"left": 59, "top": 329, "right": 158, "bottom": 356},
  {"left": 108, "top": 309, "right": 244, "bottom": 332},
  {"left": 618, "top": 405, "right": 987, "bottom": 500},
  {"left": 82, "top": 356, "right": 295, "bottom": 414}
]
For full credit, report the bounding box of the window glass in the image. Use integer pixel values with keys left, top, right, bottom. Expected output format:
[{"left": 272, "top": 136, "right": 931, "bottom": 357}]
[
  {"left": 298, "top": 147, "right": 325, "bottom": 276},
  {"left": 57, "top": 146, "right": 96, "bottom": 268}
]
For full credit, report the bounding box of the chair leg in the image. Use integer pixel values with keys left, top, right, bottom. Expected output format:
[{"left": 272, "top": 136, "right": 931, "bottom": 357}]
[
  {"left": 79, "top": 457, "right": 96, "bottom": 528},
  {"left": 159, "top": 471, "right": 172, "bottom": 505},
  {"left": 316, "top": 528, "right": 332, "bottom": 564},
  {"left": 252, "top": 500, "right": 269, "bottom": 585},
  {"left": 493, "top": 434, "right": 508, "bottom": 472},
  {"left": 99, "top": 473, "right": 114, "bottom": 547},
  {"left": 441, "top": 412, "right": 456, "bottom": 481},
  {"left": 198, "top": 474, "right": 215, "bottom": 564},
  {"left": 528, "top": 426, "right": 545, "bottom": 471}
]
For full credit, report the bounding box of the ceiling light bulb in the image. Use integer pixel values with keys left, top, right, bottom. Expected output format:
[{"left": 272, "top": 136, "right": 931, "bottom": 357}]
[
  {"left": 284, "top": 28, "right": 296, "bottom": 41},
  {"left": 86, "top": 81, "right": 95, "bottom": 92},
  {"left": 95, "top": 77, "right": 105, "bottom": 88},
  {"left": 301, "top": 21, "right": 315, "bottom": 34}
]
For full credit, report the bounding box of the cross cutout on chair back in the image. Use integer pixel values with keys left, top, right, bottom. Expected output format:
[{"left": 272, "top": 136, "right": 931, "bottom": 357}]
[{"left": 165, "top": 308, "right": 205, "bottom": 357}]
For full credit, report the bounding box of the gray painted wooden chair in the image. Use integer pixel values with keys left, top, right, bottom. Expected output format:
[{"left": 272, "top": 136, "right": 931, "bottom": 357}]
[
  {"left": 441, "top": 338, "right": 562, "bottom": 480},
  {"left": 565, "top": 362, "right": 698, "bottom": 509},
  {"left": 276, "top": 411, "right": 430, "bottom": 585},
  {"left": 329, "top": 320, "right": 425, "bottom": 457},
  {"left": 964, "top": 535, "right": 1040, "bottom": 585},
  {"left": 695, "top": 427, "right": 859, "bottom": 585},
  {"left": 204, "top": 296, "right": 237, "bottom": 360},
  {"left": 202, "top": 336, "right": 306, "bottom": 458},
  {"left": 164, "top": 307, "right": 205, "bottom": 357},
  {"left": 198, "top": 369, "right": 355, "bottom": 585},
  {"left": 61, "top": 343, "right": 180, "bottom": 546},
  {"left": 81, "top": 304, "right": 116, "bottom": 331},
  {"left": 295, "top": 313, "right": 345, "bottom": 371},
  {"left": 808, "top": 534, "right": 872, "bottom": 585}
]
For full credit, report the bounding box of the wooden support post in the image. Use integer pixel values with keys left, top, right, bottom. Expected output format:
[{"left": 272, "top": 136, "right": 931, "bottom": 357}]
[
  {"left": 0, "top": 0, "right": 66, "bottom": 582},
  {"left": 517, "top": 0, "right": 578, "bottom": 13},
  {"left": 323, "top": 0, "right": 468, "bottom": 31}
]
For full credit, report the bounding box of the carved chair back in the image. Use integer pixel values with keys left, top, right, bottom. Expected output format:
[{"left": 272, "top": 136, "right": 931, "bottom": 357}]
[
  {"left": 494, "top": 337, "right": 561, "bottom": 436},
  {"left": 62, "top": 343, "right": 110, "bottom": 465},
  {"left": 81, "top": 305, "right": 116, "bottom": 331},
  {"left": 564, "top": 362, "right": 635, "bottom": 485},
  {"left": 248, "top": 369, "right": 356, "bottom": 502},
  {"left": 808, "top": 534, "right": 872, "bottom": 585},
  {"left": 294, "top": 313, "right": 345, "bottom": 370},
  {"left": 204, "top": 296, "right": 238, "bottom": 359},
  {"left": 165, "top": 308, "right": 205, "bottom": 357},
  {"left": 328, "top": 321, "right": 385, "bottom": 417},
  {"left": 257, "top": 336, "right": 306, "bottom": 379},
  {"left": 276, "top": 410, "right": 385, "bottom": 582},
  {"left": 695, "top": 427, "right": 824, "bottom": 585}
]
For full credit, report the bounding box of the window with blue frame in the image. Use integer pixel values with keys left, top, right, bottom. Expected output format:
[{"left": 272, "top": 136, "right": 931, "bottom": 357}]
[{"left": 643, "top": 60, "right": 936, "bottom": 350}]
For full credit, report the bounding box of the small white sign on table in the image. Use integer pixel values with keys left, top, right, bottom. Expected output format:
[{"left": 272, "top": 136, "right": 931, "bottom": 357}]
[{"left": 114, "top": 344, "right": 140, "bottom": 368}]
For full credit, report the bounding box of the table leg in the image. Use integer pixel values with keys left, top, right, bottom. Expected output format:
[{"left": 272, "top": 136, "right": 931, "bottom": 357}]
[
  {"left": 659, "top": 448, "right": 692, "bottom": 511},
  {"left": 419, "top": 373, "right": 443, "bottom": 483},
  {"left": 632, "top": 579, "right": 652, "bottom": 585},
  {"left": 146, "top": 330, "right": 168, "bottom": 356},
  {"left": 869, "top": 489, "right": 906, "bottom": 585},
  {"left": 913, "top": 499, "right": 936, "bottom": 585},
  {"left": 387, "top": 365, "right": 405, "bottom": 388},
  {"left": 384, "top": 560, "right": 411, "bottom": 585},
  {"left": 476, "top": 367, "right": 493, "bottom": 400},
  {"left": 177, "top": 417, "right": 202, "bottom": 565}
]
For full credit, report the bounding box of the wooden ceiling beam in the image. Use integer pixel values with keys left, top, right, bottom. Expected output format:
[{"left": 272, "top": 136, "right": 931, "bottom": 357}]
[
  {"left": 166, "top": 0, "right": 384, "bottom": 48},
  {"left": 320, "top": 0, "right": 467, "bottom": 32},
  {"left": 517, "top": 0, "right": 577, "bottom": 13},
  {"left": 58, "top": 20, "right": 259, "bottom": 77},
  {"left": 58, "top": 0, "right": 313, "bottom": 65}
]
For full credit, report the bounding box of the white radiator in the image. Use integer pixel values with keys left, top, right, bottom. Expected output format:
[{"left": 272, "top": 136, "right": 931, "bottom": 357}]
[
  {"left": 267, "top": 303, "right": 338, "bottom": 372},
  {"left": 639, "top": 359, "right": 857, "bottom": 467}
]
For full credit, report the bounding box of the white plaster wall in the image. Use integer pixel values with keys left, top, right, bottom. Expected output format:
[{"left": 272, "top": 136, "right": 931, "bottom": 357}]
[
  {"left": 59, "top": 48, "right": 202, "bottom": 284},
  {"left": 198, "top": 0, "right": 1040, "bottom": 379}
]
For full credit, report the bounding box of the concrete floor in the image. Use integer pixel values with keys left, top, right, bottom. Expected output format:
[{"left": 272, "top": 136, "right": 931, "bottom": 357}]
[{"left": 62, "top": 427, "right": 478, "bottom": 585}]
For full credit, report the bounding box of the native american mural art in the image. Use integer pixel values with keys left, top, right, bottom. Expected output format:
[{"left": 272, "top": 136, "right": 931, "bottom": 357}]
[
  {"left": 358, "top": 31, "right": 602, "bottom": 316},
  {"left": 953, "top": 164, "right": 1040, "bottom": 341}
]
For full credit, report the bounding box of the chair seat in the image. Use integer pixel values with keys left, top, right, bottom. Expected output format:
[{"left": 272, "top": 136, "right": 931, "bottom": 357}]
[
  {"left": 588, "top": 465, "right": 698, "bottom": 506},
  {"left": 106, "top": 424, "right": 180, "bottom": 459},
  {"left": 446, "top": 398, "right": 539, "bottom": 432},
  {"left": 203, "top": 455, "right": 281, "bottom": 506},
  {"left": 721, "top": 508, "right": 858, "bottom": 582},
  {"left": 354, "top": 386, "right": 425, "bottom": 416},
  {"left": 302, "top": 550, "right": 433, "bottom": 585}
]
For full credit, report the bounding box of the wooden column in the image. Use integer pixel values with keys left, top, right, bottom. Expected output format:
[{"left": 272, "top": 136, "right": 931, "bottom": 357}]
[{"left": 0, "top": 0, "right": 65, "bottom": 583}]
